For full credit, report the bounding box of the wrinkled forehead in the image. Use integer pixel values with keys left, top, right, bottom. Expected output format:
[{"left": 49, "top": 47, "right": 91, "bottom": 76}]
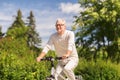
[{"left": 56, "top": 18, "right": 66, "bottom": 25}]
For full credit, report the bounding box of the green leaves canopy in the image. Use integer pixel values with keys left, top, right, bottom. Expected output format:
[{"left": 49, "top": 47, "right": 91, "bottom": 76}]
[{"left": 74, "top": 0, "right": 120, "bottom": 62}]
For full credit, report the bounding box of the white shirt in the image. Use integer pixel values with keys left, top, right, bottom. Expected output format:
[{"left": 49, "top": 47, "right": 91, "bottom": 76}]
[{"left": 42, "top": 30, "right": 78, "bottom": 58}]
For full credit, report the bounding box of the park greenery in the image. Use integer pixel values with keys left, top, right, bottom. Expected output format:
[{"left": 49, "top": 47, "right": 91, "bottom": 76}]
[{"left": 0, "top": 0, "right": 120, "bottom": 80}]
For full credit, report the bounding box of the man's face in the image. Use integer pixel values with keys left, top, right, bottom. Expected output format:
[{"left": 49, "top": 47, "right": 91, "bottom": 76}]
[{"left": 55, "top": 20, "right": 66, "bottom": 34}]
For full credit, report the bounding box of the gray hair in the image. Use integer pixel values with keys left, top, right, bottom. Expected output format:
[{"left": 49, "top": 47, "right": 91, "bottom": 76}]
[{"left": 56, "top": 18, "right": 66, "bottom": 25}]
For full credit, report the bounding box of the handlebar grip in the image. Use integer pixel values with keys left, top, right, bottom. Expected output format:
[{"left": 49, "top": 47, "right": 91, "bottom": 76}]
[
  {"left": 55, "top": 57, "right": 62, "bottom": 60},
  {"left": 41, "top": 57, "right": 54, "bottom": 61},
  {"left": 40, "top": 58, "right": 45, "bottom": 61}
]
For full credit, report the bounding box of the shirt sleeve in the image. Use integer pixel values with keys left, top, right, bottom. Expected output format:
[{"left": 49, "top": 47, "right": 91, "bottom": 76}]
[
  {"left": 68, "top": 31, "right": 75, "bottom": 51},
  {"left": 42, "top": 35, "right": 53, "bottom": 54}
]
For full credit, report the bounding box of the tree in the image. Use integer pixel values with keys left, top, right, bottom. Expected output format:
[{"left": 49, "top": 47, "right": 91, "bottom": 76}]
[
  {"left": 0, "top": 25, "right": 5, "bottom": 39},
  {"left": 74, "top": 0, "right": 120, "bottom": 62},
  {"left": 0, "top": 25, "right": 2, "bottom": 35},
  {"left": 27, "top": 11, "right": 35, "bottom": 29},
  {"left": 9, "top": 9, "right": 25, "bottom": 29},
  {"left": 7, "top": 9, "right": 27, "bottom": 39},
  {"left": 27, "top": 11, "right": 42, "bottom": 48}
]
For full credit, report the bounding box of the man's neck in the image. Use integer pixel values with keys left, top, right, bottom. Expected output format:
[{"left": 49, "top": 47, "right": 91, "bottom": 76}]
[{"left": 58, "top": 30, "right": 66, "bottom": 36}]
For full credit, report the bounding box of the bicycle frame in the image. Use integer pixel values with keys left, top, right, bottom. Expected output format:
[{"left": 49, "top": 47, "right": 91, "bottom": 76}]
[
  {"left": 41, "top": 56, "right": 82, "bottom": 80},
  {"left": 41, "top": 56, "right": 68, "bottom": 80}
]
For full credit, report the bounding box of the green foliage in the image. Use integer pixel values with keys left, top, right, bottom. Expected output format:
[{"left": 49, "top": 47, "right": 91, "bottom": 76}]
[
  {"left": 7, "top": 27, "right": 28, "bottom": 39},
  {"left": 74, "top": 0, "right": 120, "bottom": 62},
  {"left": 0, "top": 35, "right": 50, "bottom": 80},
  {"left": 0, "top": 34, "right": 54, "bottom": 80},
  {"left": 0, "top": 52, "right": 49, "bottom": 80},
  {"left": 27, "top": 27, "right": 42, "bottom": 48},
  {"left": 75, "top": 58, "right": 120, "bottom": 80}
]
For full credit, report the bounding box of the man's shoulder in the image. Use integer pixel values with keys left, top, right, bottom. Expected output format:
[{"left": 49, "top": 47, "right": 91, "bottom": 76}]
[
  {"left": 66, "top": 30, "right": 74, "bottom": 34},
  {"left": 51, "top": 32, "right": 57, "bottom": 37}
]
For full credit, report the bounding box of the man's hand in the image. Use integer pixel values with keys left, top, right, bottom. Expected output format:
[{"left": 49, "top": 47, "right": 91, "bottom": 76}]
[
  {"left": 36, "top": 57, "right": 42, "bottom": 62},
  {"left": 62, "top": 50, "right": 72, "bottom": 59},
  {"left": 36, "top": 52, "right": 46, "bottom": 62},
  {"left": 62, "top": 54, "right": 69, "bottom": 59}
]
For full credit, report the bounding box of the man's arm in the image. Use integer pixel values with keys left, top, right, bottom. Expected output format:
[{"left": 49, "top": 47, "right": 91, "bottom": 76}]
[
  {"left": 36, "top": 52, "right": 46, "bottom": 62},
  {"left": 63, "top": 31, "right": 75, "bottom": 59},
  {"left": 36, "top": 35, "right": 53, "bottom": 62}
]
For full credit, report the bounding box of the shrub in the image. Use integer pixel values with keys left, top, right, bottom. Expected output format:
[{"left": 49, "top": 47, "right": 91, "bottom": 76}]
[
  {"left": 0, "top": 52, "right": 50, "bottom": 80},
  {"left": 75, "top": 58, "right": 120, "bottom": 80}
]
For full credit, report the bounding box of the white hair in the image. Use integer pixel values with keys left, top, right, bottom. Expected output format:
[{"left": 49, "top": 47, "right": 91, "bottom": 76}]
[{"left": 56, "top": 18, "right": 66, "bottom": 25}]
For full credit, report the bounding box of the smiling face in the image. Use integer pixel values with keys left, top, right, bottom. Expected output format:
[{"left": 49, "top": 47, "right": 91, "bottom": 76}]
[{"left": 55, "top": 18, "right": 66, "bottom": 35}]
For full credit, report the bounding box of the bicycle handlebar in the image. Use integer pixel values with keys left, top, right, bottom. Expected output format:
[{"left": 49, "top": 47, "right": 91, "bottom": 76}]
[{"left": 41, "top": 56, "right": 62, "bottom": 61}]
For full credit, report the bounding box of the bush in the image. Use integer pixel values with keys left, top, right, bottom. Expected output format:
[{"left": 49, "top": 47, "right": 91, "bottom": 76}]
[
  {"left": 0, "top": 52, "right": 50, "bottom": 80},
  {"left": 75, "top": 58, "right": 120, "bottom": 80}
]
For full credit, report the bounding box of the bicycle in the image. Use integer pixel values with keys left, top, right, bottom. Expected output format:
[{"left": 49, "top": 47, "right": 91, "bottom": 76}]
[{"left": 41, "top": 56, "right": 83, "bottom": 80}]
